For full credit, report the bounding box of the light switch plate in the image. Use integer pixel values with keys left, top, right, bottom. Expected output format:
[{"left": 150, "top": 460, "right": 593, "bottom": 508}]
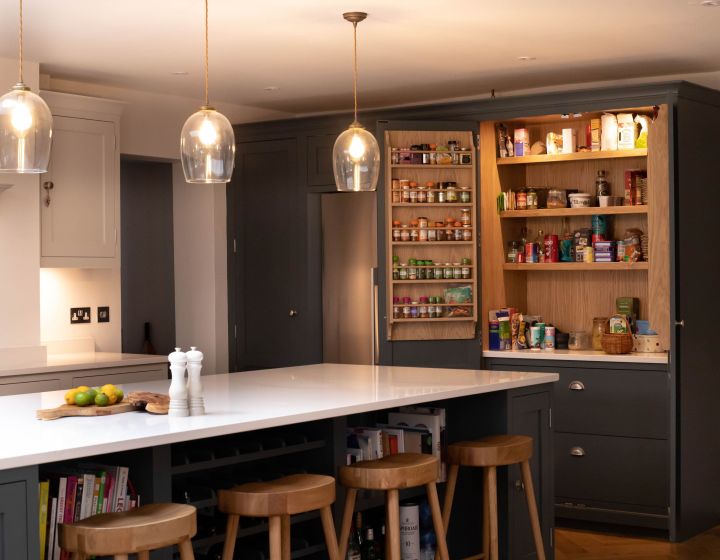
[{"left": 98, "top": 306, "right": 110, "bottom": 323}]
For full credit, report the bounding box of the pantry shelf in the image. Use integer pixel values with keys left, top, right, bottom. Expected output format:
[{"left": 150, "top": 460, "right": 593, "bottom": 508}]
[
  {"left": 503, "top": 262, "right": 649, "bottom": 271},
  {"left": 391, "top": 164, "right": 473, "bottom": 169},
  {"left": 496, "top": 148, "right": 647, "bottom": 165},
  {"left": 392, "top": 241, "right": 474, "bottom": 246},
  {"left": 392, "top": 279, "right": 473, "bottom": 284},
  {"left": 391, "top": 317, "right": 475, "bottom": 323},
  {"left": 500, "top": 206, "right": 649, "bottom": 218},
  {"left": 392, "top": 203, "right": 471, "bottom": 207}
]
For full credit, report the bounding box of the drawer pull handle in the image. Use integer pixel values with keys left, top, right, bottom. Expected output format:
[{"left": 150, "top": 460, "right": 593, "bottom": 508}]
[
  {"left": 570, "top": 446, "right": 585, "bottom": 457},
  {"left": 569, "top": 381, "right": 585, "bottom": 391}
]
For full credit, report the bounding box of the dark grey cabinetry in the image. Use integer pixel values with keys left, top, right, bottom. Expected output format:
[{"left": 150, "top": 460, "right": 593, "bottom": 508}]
[
  {"left": 488, "top": 359, "right": 670, "bottom": 530},
  {"left": 0, "top": 467, "right": 38, "bottom": 560}
]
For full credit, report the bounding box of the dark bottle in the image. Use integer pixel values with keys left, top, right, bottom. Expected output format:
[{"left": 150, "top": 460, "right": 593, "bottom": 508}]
[
  {"left": 347, "top": 512, "right": 362, "bottom": 560},
  {"left": 361, "top": 527, "right": 380, "bottom": 560}
]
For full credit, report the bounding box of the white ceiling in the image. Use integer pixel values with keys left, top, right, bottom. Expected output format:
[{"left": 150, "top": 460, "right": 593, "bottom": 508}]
[{"left": 1, "top": 0, "right": 719, "bottom": 116}]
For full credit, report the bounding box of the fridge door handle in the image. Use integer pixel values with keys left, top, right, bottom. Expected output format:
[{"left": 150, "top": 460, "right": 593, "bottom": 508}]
[{"left": 371, "top": 267, "right": 379, "bottom": 365}]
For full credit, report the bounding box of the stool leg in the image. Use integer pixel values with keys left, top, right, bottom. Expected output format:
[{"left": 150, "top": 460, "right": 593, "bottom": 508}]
[
  {"left": 320, "top": 505, "right": 340, "bottom": 560},
  {"left": 113, "top": 556, "right": 129, "bottom": 560},
  {"left": 281, "top": 515, "right": 291, "bottom": 560},
  {"left": 521, "top": 460, "right": 546, "bottom": 560},
  {"left": 386, "top": 489, "right": 401, "bottom": 560},
  {"left": 482, "top": 468, "right": 490, "bottom": 560},
  {"left": 178, "top": 537, "right": 195, "bottom": 560},
  {"left": 338, "top": 487, "right": 358, "bottom": 560},
  {"left": 487, "top": 466, "right": 499, "bottom": 560},
  {"left": 138, "top": 552, "right": 150, "bottom": 560},
  {"left": 222, "top": 514, "right": 240, "bottom": 560},
  {"left": 441, "top": 464, "right": 459, "bottom": 533},
  {"left": 426, "top": 482, "right": 450, "bottom": 560},
  {"left": 269, "top": 515, "right": 282, "bottom": 560}
]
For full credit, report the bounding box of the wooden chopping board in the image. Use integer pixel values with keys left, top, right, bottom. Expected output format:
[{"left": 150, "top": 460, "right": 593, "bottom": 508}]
[
  {"left": 37, "top": 402, "right": 136, "bottom": 420},
  {"left": 36, "top": 392, "right": 170, "bottom": 420}
]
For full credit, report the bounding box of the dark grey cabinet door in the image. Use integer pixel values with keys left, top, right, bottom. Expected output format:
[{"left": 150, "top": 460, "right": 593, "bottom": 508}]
[
  {"left": 228, "top": 139, "right": 321, "bottom": 370},
  {"left": 306, "top": 134, "right": 337, "bottom": 187},
  {"left": 0, "top": 482, "right": 28, "bottom": 560}
]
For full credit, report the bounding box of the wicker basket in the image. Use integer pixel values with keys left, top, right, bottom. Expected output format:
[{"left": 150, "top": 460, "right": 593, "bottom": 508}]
[{"left": 601, "top": 332, "right": 634, "bottom": 354}]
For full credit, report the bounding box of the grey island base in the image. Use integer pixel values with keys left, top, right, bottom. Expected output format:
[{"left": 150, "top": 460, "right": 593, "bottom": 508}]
[{"left": 0, "top": 363, "right": 557, "bottom": 560}]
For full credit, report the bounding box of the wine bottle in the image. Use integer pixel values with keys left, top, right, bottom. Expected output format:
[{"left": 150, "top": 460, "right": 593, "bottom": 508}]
[
  {"left": 361, "top": 527, "right": 379, "bottom": 560},
  {"left": 347, "top": 512, "right": 362, "bottom": 560}
]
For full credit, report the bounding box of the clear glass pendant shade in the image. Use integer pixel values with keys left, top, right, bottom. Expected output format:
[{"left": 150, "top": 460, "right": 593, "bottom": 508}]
[
  {"left": 332, "top": 124, "right": 380, "bottom": 192},
  {"left": 0, "top": 84, "right": 53, "bottom": 173},
  {"left": 180, "top": 107, "right": 235, "bottom": 183}
]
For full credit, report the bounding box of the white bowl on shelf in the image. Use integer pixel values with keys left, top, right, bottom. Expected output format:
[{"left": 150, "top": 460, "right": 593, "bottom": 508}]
[{"left": 568, "top": 193, "right": 594, "bottom": 208}]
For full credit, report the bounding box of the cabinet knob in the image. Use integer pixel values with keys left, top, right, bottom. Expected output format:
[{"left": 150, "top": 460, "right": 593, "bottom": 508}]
[
  {"left": 675, "top": 320, "right": 685, "bottom": 327},
  {"left": 570, "top": 446, "right": 586, "bottom": 457},
  {"left": 289, "top": 309, "right": 299, "bottom": 317},
  {"left": 42, "top": 181, "right": 54, "bottom": 207},
  {"left": 568, "top": 381, "right": 585, "bottom": 391}
]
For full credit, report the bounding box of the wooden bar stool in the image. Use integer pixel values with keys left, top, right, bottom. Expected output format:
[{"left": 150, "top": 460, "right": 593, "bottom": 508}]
[
  {"left": 217, "top": 473, "right": 340, "bottom": 560},
  {"left": 442, "top": 435, "right": 545, "bottom": 560},
  {"left": 59, "top": 503, "right": 197, "bottom": 560},
  {"left": 338, "top": 453, "right": 450, "bottom": 560}
]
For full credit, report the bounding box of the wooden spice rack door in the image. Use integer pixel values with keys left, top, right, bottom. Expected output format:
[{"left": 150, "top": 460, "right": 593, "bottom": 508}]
[
  {"left": 479, "top": 106, "right": 670, "bottom": 350},
  {"left": 385, "top": 130, "right": 478, "bottom": 341}
]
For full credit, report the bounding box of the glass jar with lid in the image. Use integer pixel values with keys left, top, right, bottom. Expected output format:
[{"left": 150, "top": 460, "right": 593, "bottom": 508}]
[
  {"left": 446, "top": 182, "right": 458, "bottom": 202},
  {"left": 459, "top": 187, "right": 471, "bottom": 203},
  {"left": 460, "top": 208, "right": 471, "bottom": 225},
  {"left": 592, "top": 317, "right": 608, "bottom": 350},
  {"left": 526, "top": 188, "right": 538, "bottom": 210}
]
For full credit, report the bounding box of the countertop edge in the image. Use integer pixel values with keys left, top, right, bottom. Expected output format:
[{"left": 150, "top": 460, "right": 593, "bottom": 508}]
[{"left": 0, "top": 353, "right": 168, "bottom": 378}]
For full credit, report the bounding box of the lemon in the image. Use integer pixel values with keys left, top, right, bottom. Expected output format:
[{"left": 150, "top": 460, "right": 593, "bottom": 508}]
[
  {"left": 94, "top": 393, "right": 110, "bottom": 407},
  {"left": 74, "top": 392, "right": 92, "bottom": 407},
  {"left": 64, "top": 388, "right": 80, "bottom": 405},
  {"left": 114, "top": 388, "right": 124, "bottom": 403},
  {"left": 102, "top": 385, "right": 118, "bottom": 405},
  {"left": 76, "top": 385, "right": 90, "bottom": 393}
]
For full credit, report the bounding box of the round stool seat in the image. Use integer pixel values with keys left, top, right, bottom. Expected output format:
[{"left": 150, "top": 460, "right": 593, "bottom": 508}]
[
  {"left": 218, "top": 474, "right": 335, "bottom": 517},
  {"left": 448, "top": 435, "right": 533, "bottom": 467},
  {"left": 60, "top": 503, "right": 196, "bottom": 556},
  {"left": 339, "top": 453, "right": 438, "bottom": 491}
]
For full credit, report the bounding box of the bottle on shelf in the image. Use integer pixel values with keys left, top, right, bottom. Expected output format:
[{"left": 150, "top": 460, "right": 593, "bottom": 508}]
[
  {"left": 361, "top": 527, "right": 380, "bottom": 560},
  {"left": 535, "top": 229, "right": 545, "bottom": 263},
  {"left": 347, "top": 511, "right": 363, "bottom": 560}
]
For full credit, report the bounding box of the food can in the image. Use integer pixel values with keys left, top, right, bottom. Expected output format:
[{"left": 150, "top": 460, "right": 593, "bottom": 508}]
[
  {"left": 592, "top": 214, "right": 608, "bottom": 236},
  {"left": 544, "top": 234, "right": 559, "bottom": 263},
  {"left": 584, "top": 246, "right": 595, "bottom": 263},
  {"left": 591, "top": 233, "right": 605, "bottom": 244},
  {"left": 489, "top": 320, "right": 501, "bottom": 350},
  {"left": 544, "top": 326, "right": 556, "bottom": 350},
  {"left": 530, "top": 326, "right": 542, "bottom": 350},
  {"left": 616, "top": 240, "right": 625, "bottom": 261},
  {"left": 525, "top": 242, "right": 537, "bottom": 263}
]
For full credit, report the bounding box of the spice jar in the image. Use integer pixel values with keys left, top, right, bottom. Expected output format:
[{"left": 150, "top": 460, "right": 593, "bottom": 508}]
[
  {"left": 436, "top": 223, "right": 446, "bottom": 241},
  {"left": 417, "top": 184, "right": 427, "bottom": 203},
  {"left": 462, "top": 225, "right": 472, "bottom": 241},
  {"left": 454, "top": 221, "right": 464, "bottom": 241},
  {"left": 460, "top": 187, "right": 471, "bottom": 203},
  {"left": 392, "top": 220, "right": 401, "bottom": 242},
  {"left": 516, "top": 188, "right": 528, "bottom": 210},
  {"left": 592, "top": 317, "right": 608, "bottom": 350},
  {"left": 437, "top": 182, "right": 446, "bottom": 203},
  {"left": 428, "top": 227, "right": 437, "bottom": 242},
  {"left": 400, "top": 225, "right": 410, "bottom": 242},
  {"left": 453, "top": 263, "right": 462, "bottom": 279},
  {"left": 418, "top": 217, "right": 429, "bottom": 242},
  {"left": 419, "top": 297, "right": 429, "bottom": 318},
  {"left": 410, "top": 303, "right": 419, "bottom": 319},
  {"left": 410, "top": 220, "right": 419, "bottom": 242},
  {"left": 398, "top": 264, "right": 408, "bottom": 280},
  {"left": 446, "top": 182, "right": 458, "bottom": 202},
  {"left": 444, "top": 263, "right": 454, "bottom": 279},
  {"left": 402, "top": 297, "right": 412, "bottom": 318},
  {"left": 426, "top": 181, "right": 436, "bottom": 203},
  {"left": 409, "top": 182, "right": 418, "bottom": 203},
  {"left": 401, "top": 183, "right": 410, "bottom": 203},
  {"left": 433, "top": 263, "right": 443, "bottom": 279},
  {"left": 460, "top": 208, "right": 471, "bottom": 226},
  {"left": 462, "top": 264, "right": 471, "bottom": 279}
]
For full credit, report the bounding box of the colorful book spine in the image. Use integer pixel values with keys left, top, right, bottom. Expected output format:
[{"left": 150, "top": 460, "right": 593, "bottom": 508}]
[
  {"left": 38, "top": 480, "right": 50, "bottom": 560},
  {"left": 114, "top": 467, "right": 129, "bottom": 512},
  {"left": 95, "top": 471, "right": 107, "bottom": 514},
  {"left": 53, "top": 477, "right": 67, "bottom": 560},
  {"left": 80, "top": 474, "right": 95, "bottom": 520},
  {"left": 46, "top": 497, "right": 57, "bottom": 560}
]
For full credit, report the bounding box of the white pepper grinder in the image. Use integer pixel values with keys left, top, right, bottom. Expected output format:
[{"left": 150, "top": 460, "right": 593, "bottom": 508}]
[
  {"left": 186, "top": 346, "right": 205, "bottom": 416},
  {"left": 168, "top": 347, "right": 189, "bottom": 417}
]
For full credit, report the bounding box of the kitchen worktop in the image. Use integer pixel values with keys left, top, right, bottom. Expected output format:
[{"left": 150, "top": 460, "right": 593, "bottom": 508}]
[
  {"left": 0, "top": 363, "right": 558, "bottom": 470},
  {"left": 0, "top": 352, "right": 168, "bottom": 378},
  {"left": 483, "top": 349, "right": 669, "bottom": 364}
]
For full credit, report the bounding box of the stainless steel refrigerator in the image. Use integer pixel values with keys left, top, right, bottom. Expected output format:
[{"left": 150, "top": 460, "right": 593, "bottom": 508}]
[{"left": 321, "top": 192, "right": 378, "bottom": 365}]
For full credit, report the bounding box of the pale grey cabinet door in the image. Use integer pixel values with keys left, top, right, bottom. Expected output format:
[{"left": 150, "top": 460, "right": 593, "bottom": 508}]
[{"left": 41, "top": 115, "right": 116, "bottom": 258}]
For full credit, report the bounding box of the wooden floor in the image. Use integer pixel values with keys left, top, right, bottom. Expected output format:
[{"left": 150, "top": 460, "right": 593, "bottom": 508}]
[{"left": 555, "top": 526, "right": 720, "bottom": 560}]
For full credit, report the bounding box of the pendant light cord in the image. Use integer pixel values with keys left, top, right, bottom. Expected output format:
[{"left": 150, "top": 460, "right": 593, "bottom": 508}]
[
  {"left": 352, "top": 21, "right": 358, "bottom": 125},
  {"left": 203, "top": 0, "right": 209, "bottom": 107},
  {"left": 18, "top": 0, "right": 24, "bottom": 83}
]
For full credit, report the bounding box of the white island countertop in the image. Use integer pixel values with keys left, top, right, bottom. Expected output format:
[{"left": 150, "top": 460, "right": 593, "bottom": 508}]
[
  {"left": 0, "top": 352, "right": 168, "bottom": 378},
  {"left": 0, "top": 363, "right": 558, "bottom": 470}
]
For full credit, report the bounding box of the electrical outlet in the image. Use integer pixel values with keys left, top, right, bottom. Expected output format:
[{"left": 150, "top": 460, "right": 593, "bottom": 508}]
[
  {"left": 97, "top": 306, "right": 110, "bottom": 323},
  {"left": 70, "top": 307, "right": 91, "bottom": 324}
]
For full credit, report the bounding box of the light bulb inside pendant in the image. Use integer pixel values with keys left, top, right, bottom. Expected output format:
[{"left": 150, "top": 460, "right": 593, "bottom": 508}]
[
  {"left": 348, "top": 133, "right": 366, "bottom": 160},
  {"left": 9, "top": 99, "right": 33, "bottom": 133},
  {"left": 198, "top": 117, "right": 218, "bottom": 146}
]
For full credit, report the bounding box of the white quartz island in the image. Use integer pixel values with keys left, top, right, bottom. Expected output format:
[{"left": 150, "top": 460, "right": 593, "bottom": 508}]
[{"left": 0, "top": 363, "right": 557, "bottom": 470}]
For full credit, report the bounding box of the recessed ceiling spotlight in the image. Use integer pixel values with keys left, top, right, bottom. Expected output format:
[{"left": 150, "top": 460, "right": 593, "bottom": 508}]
[
  {"left": 701, "top": 0, "right": 720, "bottom": 6},
  {"left": 171, "top": 71, "right": 188, "bottom": 75},
  {"left": 264, "top": 86, "right": 280, "bottom": 92},
  {"left": 517, "top": 56, "right": 536, "bottom": 62}
]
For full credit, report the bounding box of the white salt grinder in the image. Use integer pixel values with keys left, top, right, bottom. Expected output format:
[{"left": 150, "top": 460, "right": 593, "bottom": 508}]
[
  {"left": 168, "top": 347, "right": 189, "bottom": 417},
  {"left": 186, "top": 346, "right": 205, "bottom": 416}
]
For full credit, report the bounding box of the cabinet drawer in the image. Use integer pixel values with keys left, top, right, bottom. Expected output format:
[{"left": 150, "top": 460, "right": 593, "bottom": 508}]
[
  {"left": 71, "top": 366, "right": 167, "bottom": 387},
  {"left": 0, "top": 378, "right": 62, "bottom": 396},
  {"left": 555, "top": 432, "right": 669, "bottom": 508},
  {"left": 553, "top": 368, "right": 668, "bottom": 438}
]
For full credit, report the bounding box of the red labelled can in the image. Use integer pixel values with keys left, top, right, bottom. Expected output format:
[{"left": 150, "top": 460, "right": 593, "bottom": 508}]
[
  {"left": 525, "top": 242, "right": 537, "bottom": 263},
  {"left": 516, "top": 250, "right": 526, "bottom": 263},
  {"left": 544, "top": 234, "right": 559, "bottom": 262},
  {"left": 591, "top": 233, "right": 605, "bottom": 244}
]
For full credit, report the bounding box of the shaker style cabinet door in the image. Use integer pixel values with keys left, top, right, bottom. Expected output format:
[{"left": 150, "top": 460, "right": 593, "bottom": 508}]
[{"left": 41, "top": 116, "right": 116, "bottom": 259}]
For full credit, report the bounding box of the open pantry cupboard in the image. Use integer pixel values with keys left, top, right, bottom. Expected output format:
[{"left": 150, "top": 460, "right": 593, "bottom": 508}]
[{"left": 479, "top": 105, "right": 671, "bottom": 354}]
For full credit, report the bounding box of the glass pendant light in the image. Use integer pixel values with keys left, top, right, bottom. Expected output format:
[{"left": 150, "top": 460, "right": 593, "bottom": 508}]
[
  {"left": 180, "top": 0, "right": 235, "bottom": 183},
  {"left": 0, "top": 0, "right": 53, "bottom": 174},
  {"left": 332, "top": 12, "right": 380, "bottom": 192}
]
